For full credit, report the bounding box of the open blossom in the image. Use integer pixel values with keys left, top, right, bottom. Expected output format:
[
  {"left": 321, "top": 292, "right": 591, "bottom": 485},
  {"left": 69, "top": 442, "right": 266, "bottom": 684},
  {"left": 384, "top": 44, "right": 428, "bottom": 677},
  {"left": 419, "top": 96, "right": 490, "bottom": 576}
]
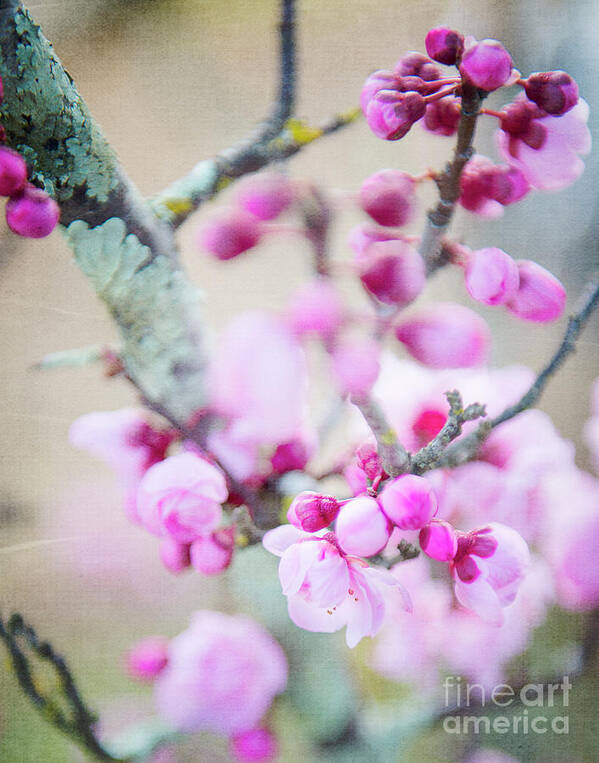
[
  {"left": 263, "top": 525, "right": 411, "bottom": 647},
  {"left": 154, "top": 611, "right": 287, "bottom": 735},
  {"left": 136, "top": 452, "right": 227, "bottom": 542},
  {"left": 450, "top": 523, "right": 530, "bottom": 625},
  {"left": 497, "top": 96, "right": 591, "bottom": 191}
]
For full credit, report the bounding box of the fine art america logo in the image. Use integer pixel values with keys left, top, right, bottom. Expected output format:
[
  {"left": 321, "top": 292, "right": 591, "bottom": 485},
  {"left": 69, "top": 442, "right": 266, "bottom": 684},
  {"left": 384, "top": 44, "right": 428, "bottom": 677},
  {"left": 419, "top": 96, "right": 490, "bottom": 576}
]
[{"left": 442, "top": 676, "right": 571, "bottom": 736}]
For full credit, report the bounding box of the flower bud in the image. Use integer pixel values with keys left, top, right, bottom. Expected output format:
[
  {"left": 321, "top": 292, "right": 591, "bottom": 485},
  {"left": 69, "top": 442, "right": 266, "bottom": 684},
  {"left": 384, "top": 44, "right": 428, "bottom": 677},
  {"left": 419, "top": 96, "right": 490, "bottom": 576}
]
[
  {"left": 196, "top": 208, "right": 262, "bottom": 260},
  {"left": 230, "top": 728, "right": 278, "bottom": 763},
  {"left": 356, "top": 239, "right": 425, "bottom": 306},
  {"left": 348, "top": 223, "right": 402, "bottom": 255},
  {"left": 190, "top": 527, "right": 235, "bottom": 575},
  {"left": 395, "top": 52, "right": 441, "bottom": 82},
  {"left": 425, "top": 27, "right": 464, "bottom": 66},
  {"left": 331, "top": 337, "right": 380, "bottom": 397},
  {"left": 423, "top": 97, "right": 461, "bottom": 136},
  {"left": 465, "top": 247, "right": 520, "bottom": 305},
  {"left": 0, "top": 146, "right": 27, "bottom": 196},
  {"left": 271, "top": 439, "right": 310, "bottom": 474},
  {"left": 159, "top": 537, "right": 192, "bottom": 573},
  {"left": 523, "top": 71, "right": 578, "bottom": 116},
  {"left": 6, "top": 185, "right": 59, "bottom": 238},
  {"left": 288, "top": 491, "right": 340, "bottom": 532},
  {"left": 360, "top": 69, "right": 400, "bottom": 113},
  {"left": 286, "top": 278, "right": 344, "bottom": 339},
  {"left": 126, "top": 636, "right": 169, "bottom": 681},
  {"left": 379, "top": 474, "right": 438, "bottom": 530},
  {"left": 359, "top": 169, "right": 418, "bottom": 227},
  {"left": 505, "top": 260, "right": 566, "bottom": 322},
  {"left": 236, "top": 172, "right": 294, "bottom": 220},
  {"left": 460, "top": 39, "right": 512, "bottom": 91},
  {"left": 335, "top": 495, "right": 391, "bottom": 556},
  {"left": 395, "top": 302, "right": 490, "bottom": 368},
  {"left": 419, "top": 519, "right": 458, "bottom": 561},
  {"left": 355, "top": 442, "right": 384, "bottom": 481},
  {"left": 366, "top": 89, "right": 426, "bottom": 141}
]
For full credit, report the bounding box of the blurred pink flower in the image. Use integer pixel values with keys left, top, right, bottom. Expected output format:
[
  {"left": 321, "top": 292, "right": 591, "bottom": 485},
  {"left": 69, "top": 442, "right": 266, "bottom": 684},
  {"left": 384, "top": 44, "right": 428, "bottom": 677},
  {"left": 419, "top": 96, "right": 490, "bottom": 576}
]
[
  {"left": 263, "top": 525, "right": 411, "bottom": 647},
  {"left": 154, "top": 611, "right": 287, "bottom": 735}
]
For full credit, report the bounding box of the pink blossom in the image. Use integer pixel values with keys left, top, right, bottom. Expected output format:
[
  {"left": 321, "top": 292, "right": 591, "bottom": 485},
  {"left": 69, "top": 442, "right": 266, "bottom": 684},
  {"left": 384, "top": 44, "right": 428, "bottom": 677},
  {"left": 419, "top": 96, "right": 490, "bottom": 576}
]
[
  {"left": 423, "top": 96, "right": 461, "bottom": 137},
  {"left": 355, "top": 441, "right": 384, "bottom": 481},
  {"left": 497, "top": 97, "right": 591, "bottom": 191},
  {"left": 335, "top": 496, "right": 391, "bottom": 557},
  {"left": 209, "top": 311, "right": 308, "bottom": 445},
  {"left": 460, "top": 39, "right": 512, "bottom": 91},
  {"left": 347, "top": 223, "right": 405, "bottom": 255},
  {"left": 190, "top": 527, "right": 235, "bottom": 575},
  {"left": 286, "top": 278, "right": 344, "bottom": 339},
  {"left": 287, "top": 491, "right": 340, "bottom": 532},
  {"left": 366, "top": 89, "right": 426, "bottom": 141},
  {"left": 136, "top": 452, "right": 227, "bottom": 542},
  {"left": 394, "top": 52, "right": 441, "bottom": 81},
  {"left": 196, "top": 208, "right": 262, "bottom": 260},
  {"left": 159, "top": 537, "right": 191, "bottom": 574},
  {"left": 126, "top": 636, "right": 169, "bottom": 681},
  {"left": 360, "top": 70, "right": 401, "bottom": 114},
  {"left": 154, "top": 611, "right": 287, "bottom": 735},
  {"left": 230, "top": 728, "right": 278, "bottom": 762},
  {"left": 6, "top": 184, "right": 59, "bottom": 238},
  {"left": 451, "top": 523, "right": 530, "bottom": 625},
  {"left": 505, "top": 260, "right": 566, "bottom": 322},
  {"left": 523, "top": 71, "right": 578, "bottom": 116},
  {"left": 425, "top": 27, "right": 464, "bottom": 66},
  {"left": 395, "top": 302, "right": 490, "bottom": 368},
  {"left": 0, "top": 146, "right": 27, "bottom": 196},
  {"left": 236, "top": 172, "right": 293, "bottom": 220},
  {"left": 459, "top": 155, "right": 529, "bottom": 218},
  {"left": 465, "top": 247, "right": 520, "bottom": 305},
  {"left": 331, "top": 336, "right": 380, "bottom": 397},
  {"left": 359, "top": 169, "right": 418, "bottom": 227},
  {"left": 355, "top": 239, "right": 425, "bottom": 306},
  {"left": 379, "top": 474, "right": 438, "bottom": 530},
  {"left": 262, "top": 525, "right": 411, "bottom": 647},
  {"left": 271, "top": 438, "right": 312, "bottom": 474},
  {"left": 419, "top": 519, "right": 458, "bottom": 561}
]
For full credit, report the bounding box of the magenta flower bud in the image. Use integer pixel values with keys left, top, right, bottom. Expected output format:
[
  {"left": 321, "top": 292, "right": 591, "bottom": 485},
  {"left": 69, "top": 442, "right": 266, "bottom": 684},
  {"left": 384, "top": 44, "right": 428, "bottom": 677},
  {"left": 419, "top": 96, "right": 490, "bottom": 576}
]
[
  {"left": 288, "top": 491, "right": 340, "bottom": 532},
  {"left": 356, "top": 239, "right": 425, "bottom": 306},
  {"left": 286, "top": 278, "right": 344, "bottom": 339},
  {"left": 459, "top": 155, "right": 530, "bottom": 217},
  {"left": 395, "top": 51, "right": 442, "bottom": 82},
  {"left": 488, "top": 165, "right": 530, "bottom": 206},
  {"left": 423, "top": 97, "right": 461, "bottom": 136},
  {"left": 335, "top": 495, "right": 391, "bottom": 557},
  {"left": 236, "top": 172, "right": 293, "bottom": 220},
  {"left": 196, "top": 208, "right": 262, "bottom": 260},
  {"left": 465, "top": 247, "right": 520, "bottom": 306},
  {"left": 190, "top": 527, "right": 235, "bottom": 575},
  {"left": 271, "top": 439, "right": 310, "bottom": 474},
  {"left": 419, "top": 519, "right": 458, "bottom": 561},
  {"left": 230, "top": 728, "right": 278, "bottom": 763},
  {"left": 360, "top": 69, "right": 400, "bottom": 113},
  {"left": 366, "top": 89, "right": 426, "bottom": 141},
  {"left": 159, "top": 537, "right": 192, "bottom": 574},
  {"left": 6, "top": 185, "right": 59, "bottom": 238},
  {"left": 0, "top": 146, "right": 27, "bottom": 196},
  {"left": 505, "top": 260, "right": 566, "bottom": 323},
  {"left": 395, "top": 302, "right": 491, "bottom": 368},
  {"left": 355, "top": 442, "right": 384, "bottom": 481},
  {"left": 379, "top": 474, "right": 438, "bottom": 530},
  {"left": 331, "top": 337, "right": 380, "bottom": 397},
  {"left": 523, "top": 71, "right": 579, "bottom": 116},
  {"left": 126, "top": 636, "right": 169, "bottom": 681},
  {"left": 425, "top": 27, "right": 464, "bottom": 66},
  {"left": 460, "top": 39, "right": 512, "bottom": 91},
  {"left": 359, "top": 169, "right": 418, "bottom": 227}
]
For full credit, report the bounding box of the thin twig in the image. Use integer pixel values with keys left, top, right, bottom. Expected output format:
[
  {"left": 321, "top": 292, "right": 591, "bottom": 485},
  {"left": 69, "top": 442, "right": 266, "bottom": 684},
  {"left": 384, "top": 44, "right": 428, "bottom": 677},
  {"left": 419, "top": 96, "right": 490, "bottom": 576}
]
[
  {"left": 419, "top": 84, "right": 482, "bottom": 274},
  {"left": 437, "top": 274, "right": 599, "bottom": 469}
]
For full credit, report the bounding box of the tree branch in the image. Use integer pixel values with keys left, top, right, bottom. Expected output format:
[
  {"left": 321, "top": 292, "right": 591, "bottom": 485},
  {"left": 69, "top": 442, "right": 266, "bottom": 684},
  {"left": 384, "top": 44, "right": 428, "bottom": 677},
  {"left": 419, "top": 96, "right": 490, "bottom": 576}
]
[
  {"left": 419, "top": 84, "right": 482, "bottom": 274},
  {"left": 351, "top": 394, "right": 411, "bottom": 477}
]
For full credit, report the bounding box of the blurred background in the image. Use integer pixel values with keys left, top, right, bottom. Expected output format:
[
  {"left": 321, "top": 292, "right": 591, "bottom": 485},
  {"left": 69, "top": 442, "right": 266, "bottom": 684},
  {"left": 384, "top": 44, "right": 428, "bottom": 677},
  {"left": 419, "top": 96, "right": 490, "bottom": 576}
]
[{"left": 1, "top": 0, "right": 598, "bottom": 760}]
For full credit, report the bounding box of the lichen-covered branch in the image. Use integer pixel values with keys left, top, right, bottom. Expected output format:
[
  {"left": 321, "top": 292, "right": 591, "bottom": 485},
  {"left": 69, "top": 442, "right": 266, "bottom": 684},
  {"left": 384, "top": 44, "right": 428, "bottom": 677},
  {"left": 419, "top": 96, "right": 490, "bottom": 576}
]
[
  {"left": 419, "top": 84, "right": 482, "bottom": 273},
  {"left": 410, "top": 390, "right": 486, "bottom": 474},
  {"left": 0, "top": 612, "right": 123, "bottom": 762},
  {"left": 437, "top": 273, "right": 599, "bottom": 469},
  {"left": 0, "top": 4, "right": 208, "bottom": 421},
  {"left": 351, "top": 394, "right": 411, "bottom": 477}
]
